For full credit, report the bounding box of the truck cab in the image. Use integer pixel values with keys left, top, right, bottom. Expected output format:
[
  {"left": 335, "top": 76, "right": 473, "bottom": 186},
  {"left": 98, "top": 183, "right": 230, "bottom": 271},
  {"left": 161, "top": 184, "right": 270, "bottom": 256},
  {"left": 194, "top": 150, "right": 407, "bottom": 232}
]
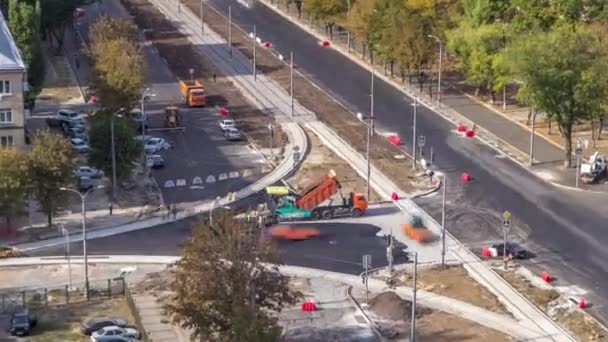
[{"left": 179, "top": 80, "right": 206, "bottom": 107}]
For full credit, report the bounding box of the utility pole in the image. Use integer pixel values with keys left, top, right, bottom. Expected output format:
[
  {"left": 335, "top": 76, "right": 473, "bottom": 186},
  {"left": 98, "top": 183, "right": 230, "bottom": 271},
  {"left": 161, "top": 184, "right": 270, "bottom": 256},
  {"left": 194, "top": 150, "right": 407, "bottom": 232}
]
[
  {"left": 367, "top": 69, "right": 375, "bottom": 201},
  {"left": 290, "top": 51, "right": 294, "bottom": 117},
  {"left": 428, "top": 35, "right": 442, "bottom": 105},
  {"left": 60, "top": 226, "right": 72, "bottom": 290},
  {"left": 576, "top": 139, "right": 582, "bottom": 188},
  {"left": 411, "top": 252, "right": 418, "bottom": 342},
  {"left": 268, "top": 123, "right": 274, "bottom": 162},
  {"left": 386, "top": 233, "right": 394, "bottom": 274},
  {"left": 253, "top": 25, "right": 257, "bottom": 81},
  {"left": 228, "top": 6, "right": 232, "bottom": 58},
  {"left": 529, "top": 109, "right": 536, "bottom": 166},
  {"left": 441, "top": 174, "right": 447, "bottom": 267},
  {"left": 200, "top": 0, "right": 204, "bottom": 35},
  {"left": 346, "top": 0, "right": 351, "bottom": 53},
  {"left": 412, "top": 98, "right": 418, "bottom": 170},
  {"left": 110, "top": 115, "right": 117, "bottom": 202}
]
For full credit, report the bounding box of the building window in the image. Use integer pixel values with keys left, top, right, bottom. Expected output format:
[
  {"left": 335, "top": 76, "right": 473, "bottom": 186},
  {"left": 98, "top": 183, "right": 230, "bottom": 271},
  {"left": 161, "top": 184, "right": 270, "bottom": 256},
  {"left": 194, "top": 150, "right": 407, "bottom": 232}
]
[
  {"left": 0, "top": 135, "right": 13, "bottom": 147},
  {"left": 0, "top": 80, "right": 10, "bottom": 94},
  {"left": 0, "top": 109, "right": 12, "bottom": 123}
]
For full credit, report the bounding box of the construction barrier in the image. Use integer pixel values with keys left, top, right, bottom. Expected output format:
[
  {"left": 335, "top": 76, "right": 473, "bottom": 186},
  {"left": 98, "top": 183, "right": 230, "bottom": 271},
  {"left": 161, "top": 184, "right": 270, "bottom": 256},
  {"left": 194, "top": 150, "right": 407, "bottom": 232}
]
[
  {"left": 460, "top": 172, "right": 471, "bottom": 183},
  {"left": 391, "top": 192, "right": 399, "bottom": 201},
  {"left": 457, "top": 124, "right": 467, "bottom": 132},
  {"left": 466, "top": 130, "right": 476, "bottom": 138},
  {"left": 321, "top": 40, "right": 330, "bottom": 47},
  {"left": 388, "top": 135, "right": 401, "bottom": 146},
  {"left": 402, "top": 224, "right": 431, "bottom": 242},
  {"left": 579, "top": 298, "right": 587, "bottom": 309},
  {"left": 263, "top": 41, "right": 272, "bottom": 48},
  {"left": 541, "top": 271, "right": 552, "bottom": 283},
  {"left": 220, "top": 107, "right": 229, "bottom": 116},
  {"left": 301, "top": 300, "right": 317, "bottom": 312}
]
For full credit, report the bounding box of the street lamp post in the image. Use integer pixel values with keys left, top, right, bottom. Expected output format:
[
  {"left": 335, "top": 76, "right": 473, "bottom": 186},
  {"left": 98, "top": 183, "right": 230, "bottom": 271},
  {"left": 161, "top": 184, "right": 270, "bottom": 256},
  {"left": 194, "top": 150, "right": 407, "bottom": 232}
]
[
  {"left": 140, "top": 89, "right": 156, "bottom": 167},
  {"left": 290, "top": 51, "right": 294, "bottom": 117},
  {"left": 412, "top": 98, "right": 418, "bottom": 170},
  {"left": 59, "top": 225, "right": 72, "bottom": 290},
  {"left": 110, "top": 108, "right": 125, "bottom": 202},
  {"left": 529, "top": 108, "right": 536, "bottom": 166},
  {"left": 200, "top": 0, "right": 204, "bottom": 35},
  {"left": 228, "top": 6, "right": 232, "bottom": 58},
  {"left": 428, "top": 35, "right": 442, "bottom": 105},
  {"left": 59, "top": 185, "right": 104, "bottom": 300},
  {"left": 346, "top": 0, "right": 351, "bottom": 53},
  {"left": 410, "top": 251, "right": 418, "bottom": 342},
  {"left": 440, "top": 174, "right": 447, "bottom": 267},
  {"left": 253, "top": 25, "right": 257, "bottom": 81}
]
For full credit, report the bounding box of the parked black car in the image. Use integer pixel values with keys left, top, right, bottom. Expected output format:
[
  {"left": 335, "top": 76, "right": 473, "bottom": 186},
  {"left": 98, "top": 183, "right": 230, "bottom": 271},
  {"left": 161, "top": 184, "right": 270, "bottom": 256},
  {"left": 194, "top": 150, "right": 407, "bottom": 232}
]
[
  {"left": 9, "top": 308, "right": 37, "bottom": 336},
  {"left": 81, "top": 317, "right": 128, "bottom": 335},
  {"left": 491, "top": 242, "right": 529, "bottom": 259}
]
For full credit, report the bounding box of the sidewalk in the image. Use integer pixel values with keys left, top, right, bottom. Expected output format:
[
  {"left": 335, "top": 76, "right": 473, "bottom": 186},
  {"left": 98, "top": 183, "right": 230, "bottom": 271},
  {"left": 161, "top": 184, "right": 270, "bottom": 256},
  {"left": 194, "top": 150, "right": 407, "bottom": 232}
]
[
  {"left": 0, "top": 256, "right": 558, "bottom": 341},
  {"left": 257, "top": 0, "right": 607, "bottom": 193},
  {"left": 148, "top": 3, "right": 573, "bottom": 340}
]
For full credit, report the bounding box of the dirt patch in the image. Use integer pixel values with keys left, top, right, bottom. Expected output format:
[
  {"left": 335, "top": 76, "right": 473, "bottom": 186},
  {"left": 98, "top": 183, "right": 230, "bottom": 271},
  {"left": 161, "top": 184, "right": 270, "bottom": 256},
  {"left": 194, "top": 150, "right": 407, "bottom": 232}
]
[
  {"left": 391, "top": 265, "right": 510, "bottom": 316},
  {"left": 121, "top": 0, "right": 286, "bottom": 151},
  {"left": 500, "top": 270, "right": 560, "bottom": 311},
  {"left": 182, "top": 0, "right": 436, "bottom": 195},
  {"left": 367, "top": 291, "right": 509, "bottom": 341},
  {"left": 554, "top": 308, "right": 608, "bottom": 342},
  {"left": 134, "top": 270, "right": 172, "bottom": 294},
  {"left": 369, "top": 291, "right": 430, "bottom": 321},
  {"left": 28, "top": 298, "right": 134, "bottom": 341},
  {"left": 287, "top": 128, "right": 382, "bottom": 202}
]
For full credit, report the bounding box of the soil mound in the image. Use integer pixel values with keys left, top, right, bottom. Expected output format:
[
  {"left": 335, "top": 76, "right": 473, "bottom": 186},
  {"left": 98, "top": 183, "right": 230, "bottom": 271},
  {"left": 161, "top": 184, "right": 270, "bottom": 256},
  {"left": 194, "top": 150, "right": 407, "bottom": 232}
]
[{"left": 369, "top": 291, "right": 432, "bottom": 321}]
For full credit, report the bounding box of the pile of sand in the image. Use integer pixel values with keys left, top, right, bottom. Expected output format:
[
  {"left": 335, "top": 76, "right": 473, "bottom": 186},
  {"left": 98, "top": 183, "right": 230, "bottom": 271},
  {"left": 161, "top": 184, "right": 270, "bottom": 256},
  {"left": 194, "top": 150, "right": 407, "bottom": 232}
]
[{"left": 369, "top": 291, "right": 431, "bottom": 321}]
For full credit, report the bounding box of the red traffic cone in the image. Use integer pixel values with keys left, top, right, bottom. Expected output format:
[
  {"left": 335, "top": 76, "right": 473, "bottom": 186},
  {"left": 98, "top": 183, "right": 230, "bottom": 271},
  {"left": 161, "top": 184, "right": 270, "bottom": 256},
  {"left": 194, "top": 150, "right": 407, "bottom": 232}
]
[
  {"left": 540, "top": 271, "right": 552, "bottom": 283},
  {"left": 457, "top": 124, "right": 467, "bottom": 132},
  {"left": 460, "top": 172, "right": 471, "bottom": 183},
  {"left": 391, "top": 192, "right": 399, "bottom": 201},
  {"left": 466, "top": 130, "right": 475, "bottom": 138},
  {"left": 263, "top": 41, "right": 271, "bottom": 48},
  {"left": 220, "top": 107, "right": 229, "bottom": 116},
  {"left": 578, "top": 298, "right": 587, "bottom": 309},
  {"left": 321, "top": 40, "right": 330, "bottom": 47}
]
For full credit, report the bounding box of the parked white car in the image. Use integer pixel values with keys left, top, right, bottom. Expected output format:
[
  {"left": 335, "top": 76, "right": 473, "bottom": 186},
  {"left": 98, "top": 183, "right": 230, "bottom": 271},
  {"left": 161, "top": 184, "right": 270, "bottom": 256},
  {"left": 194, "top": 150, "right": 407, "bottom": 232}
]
[
  {"left": 224, "top": 127, "right": 242, "bottom": 141},
  {"left": 90, "top": 325, "right": 140, "bottom": 341},
  {"left": 57, "top": 109, "right": 84, "bottom": 124},
  {"left": 144, "top": 137, "right": 170, "bottom": 154},
  {"left": 70, "top": 138, "right": 90, "bottom": 154},
  {"left": 75, "top": 166, "right": 103, "bottom": 178},
  {"left": 219, "top": 119, "right": 235, "bottom": 131}
]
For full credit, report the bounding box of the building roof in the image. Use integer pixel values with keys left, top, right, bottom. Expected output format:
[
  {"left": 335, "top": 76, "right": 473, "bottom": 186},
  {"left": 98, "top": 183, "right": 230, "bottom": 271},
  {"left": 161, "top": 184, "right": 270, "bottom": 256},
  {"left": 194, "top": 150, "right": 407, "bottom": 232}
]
[{"left": 0, "top": 11, "right": 26, "bottom": 71}]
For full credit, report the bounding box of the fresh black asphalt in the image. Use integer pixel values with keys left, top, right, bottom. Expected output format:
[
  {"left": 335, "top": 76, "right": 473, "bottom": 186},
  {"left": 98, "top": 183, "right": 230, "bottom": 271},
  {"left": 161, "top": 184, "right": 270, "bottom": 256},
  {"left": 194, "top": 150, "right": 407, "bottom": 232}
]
[
  {"left": 28, "top": 220, "right": 406, "bottom": 275},
  {"left": 206, "top": 0, "right": 608, "bottom": 322}
]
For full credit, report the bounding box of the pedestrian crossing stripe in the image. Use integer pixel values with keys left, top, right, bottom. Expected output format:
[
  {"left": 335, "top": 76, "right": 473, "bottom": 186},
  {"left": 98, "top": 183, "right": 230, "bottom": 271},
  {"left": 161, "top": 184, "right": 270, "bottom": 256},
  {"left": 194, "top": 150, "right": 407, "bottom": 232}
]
[
  {"left": 164, "top": 180, "right": 175, "bottom": 188},
  {"left": 176, "top": 179, "right": 187, "bottom": 187},
  {"left": 242, "top": 169, "right": 252, "bottom": 177},
  {"left": 206, "top": 175, "right": 216, "bottom": 183},
  {"left": 218, "top": 173, "right": 228, "bottom": 181},
  {"left": 229, "top": 171, "right": 239, "bottom": 179},
  {"left": 192, "top": 176, "right": 203, "bottom": 185}
]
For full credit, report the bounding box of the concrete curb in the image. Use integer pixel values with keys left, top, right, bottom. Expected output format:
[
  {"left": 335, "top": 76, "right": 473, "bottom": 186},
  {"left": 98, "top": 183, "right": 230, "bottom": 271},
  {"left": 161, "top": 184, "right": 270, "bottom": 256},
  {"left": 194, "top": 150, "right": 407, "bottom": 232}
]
[{"left": 346, "top": 286, "right": 386, "bottom": 341}]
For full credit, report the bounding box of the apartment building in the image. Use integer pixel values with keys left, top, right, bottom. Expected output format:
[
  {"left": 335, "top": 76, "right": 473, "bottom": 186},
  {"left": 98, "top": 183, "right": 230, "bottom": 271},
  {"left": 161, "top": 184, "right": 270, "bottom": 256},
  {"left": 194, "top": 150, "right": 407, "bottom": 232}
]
[{"left": 0, "top": 10, "right": 27, "bottom": 148}]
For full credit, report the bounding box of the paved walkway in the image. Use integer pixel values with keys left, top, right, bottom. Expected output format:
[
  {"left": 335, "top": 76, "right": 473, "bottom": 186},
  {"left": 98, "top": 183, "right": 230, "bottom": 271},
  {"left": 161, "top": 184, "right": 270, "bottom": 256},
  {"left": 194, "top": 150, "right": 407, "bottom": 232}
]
[
  {"left": 147, "top": 3, "right": 573, "bottom": 340},
  {"left": 0, "top": 256, "right": 564, "bottom": 341}
]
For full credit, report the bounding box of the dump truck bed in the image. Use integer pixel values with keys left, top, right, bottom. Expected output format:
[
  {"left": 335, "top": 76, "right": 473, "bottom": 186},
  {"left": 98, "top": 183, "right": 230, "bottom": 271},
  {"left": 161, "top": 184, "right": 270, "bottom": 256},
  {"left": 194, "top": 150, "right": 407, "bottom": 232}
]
[{"left": 296, "top": 173, "right": 339, "bottom": 210}]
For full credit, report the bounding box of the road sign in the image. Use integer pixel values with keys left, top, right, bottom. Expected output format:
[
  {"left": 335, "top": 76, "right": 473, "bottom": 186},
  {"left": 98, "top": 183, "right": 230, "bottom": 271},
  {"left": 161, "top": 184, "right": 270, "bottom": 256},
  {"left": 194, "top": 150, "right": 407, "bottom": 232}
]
[
  {"left": 502, "top": 211, "right": 511, "bottom": 220},
  {"left": 293, "top": 145, "right": 300, "bottom": 152},
  {"left": 502, "top": 219, "right": 511, "bottom": 228},
  {"left": 576, "top": 147, "right": 582, "bottom": 155},
  {"left": 418, "top": 135, "right": 426, "bottom": 147},
  {"left": 362, "top": 254, "right": 372, "bottom": 268}
]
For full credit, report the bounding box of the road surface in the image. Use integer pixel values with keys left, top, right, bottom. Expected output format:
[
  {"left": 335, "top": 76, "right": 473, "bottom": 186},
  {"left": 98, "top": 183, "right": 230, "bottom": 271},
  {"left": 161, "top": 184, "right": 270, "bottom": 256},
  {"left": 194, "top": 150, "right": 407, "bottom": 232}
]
[{"left": 203, "top": 0, "right": 608, "bottom": 322}]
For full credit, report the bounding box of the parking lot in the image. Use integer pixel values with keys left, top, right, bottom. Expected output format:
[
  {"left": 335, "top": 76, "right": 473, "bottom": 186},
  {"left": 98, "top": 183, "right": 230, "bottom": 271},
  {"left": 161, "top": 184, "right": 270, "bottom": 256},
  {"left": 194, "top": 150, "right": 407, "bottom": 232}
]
[{"left": 144, "top": 104, "right": 269, "bottom": 204}]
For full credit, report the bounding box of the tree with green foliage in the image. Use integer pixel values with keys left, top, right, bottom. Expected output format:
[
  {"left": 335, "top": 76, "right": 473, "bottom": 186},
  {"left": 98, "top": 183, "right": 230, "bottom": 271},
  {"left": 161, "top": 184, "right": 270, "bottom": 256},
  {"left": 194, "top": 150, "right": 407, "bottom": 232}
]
[
  {"left": 90, "top": 38, "right": 143, "bottom": 110},
  {"left": 29, "top": 131, "right": 76, "bottom": 226},
  {"left": 89, "top": 16, "right": 139, "bottom": 47},
  {"left": 88, "top": 110, "right": 140, "bottom": 185},
  {"left": 36, "top": 0, "right": 78, "bottom": 50},
  {"left": 346, "top": 0, "right": 377, "bottom": 59},
  {"left": 0, "top": 149, "right": 30, "bottom": 228},
  {"left": 304, "top": 0, "right": 348, "bottom": 38},
  {"left": 448, "top": 22, "right": 510, "bottom": 102},
  {"left": 166, "top": 212, "right": 299, "bottom": 341},
  {"left": 8, "top": 0, "right": 44, "bottom": 109},
  {"left": 509, "top": 25, "right": 608, "bottom": 167}
]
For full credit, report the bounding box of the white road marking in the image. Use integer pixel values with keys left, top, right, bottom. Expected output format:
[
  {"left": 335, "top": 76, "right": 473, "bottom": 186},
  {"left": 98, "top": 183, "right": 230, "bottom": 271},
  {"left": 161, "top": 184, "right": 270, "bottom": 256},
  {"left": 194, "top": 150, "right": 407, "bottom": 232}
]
[
  {"left": 189, "top": 185, "right": 205, "bottom": 190},
  {"left": 229, "top": 171, "right": 240, "bottom": 179},
  {"left": 242, "top": 169, "right": 252, "bottom": 177},
  {"left": 218, "top": 173, "right": 228, "bottom": 181},
  {"left": 206, "top": 175, "right": 216, "bottom": 183},
  {"left": 176, "top": 179, "right": 187, "bottom": 187},
  {"left": 164, "top": 180, "right": 175, "bottom": 188},
  {"left": 192, "top": 176, "right": 203, "bottom": 185}
]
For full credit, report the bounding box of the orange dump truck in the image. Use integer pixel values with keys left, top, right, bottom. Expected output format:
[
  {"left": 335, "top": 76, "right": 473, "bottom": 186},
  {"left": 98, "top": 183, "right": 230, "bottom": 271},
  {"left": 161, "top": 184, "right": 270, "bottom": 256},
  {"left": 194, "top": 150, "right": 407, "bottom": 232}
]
[
  {"left": 179, "top": 80, "right": 206, "bottom": 107},
  {"left": 267, "top": 170, "right": 368, "bottom": 222}
]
